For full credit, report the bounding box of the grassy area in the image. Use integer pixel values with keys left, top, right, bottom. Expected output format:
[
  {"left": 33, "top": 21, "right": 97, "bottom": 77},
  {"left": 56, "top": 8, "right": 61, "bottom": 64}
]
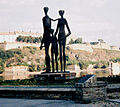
[{"left": 0, "top": 77, "right": 81, "bottom": 86}]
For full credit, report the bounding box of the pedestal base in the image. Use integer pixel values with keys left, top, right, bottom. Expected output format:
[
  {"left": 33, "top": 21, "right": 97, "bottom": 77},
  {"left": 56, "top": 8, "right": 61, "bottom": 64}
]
[{"left": 34, "top": 71, "right": 76, "bottom": 81}]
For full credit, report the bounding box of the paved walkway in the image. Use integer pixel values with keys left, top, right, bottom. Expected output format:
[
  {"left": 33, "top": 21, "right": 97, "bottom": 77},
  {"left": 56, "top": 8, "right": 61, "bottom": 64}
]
[{"left": 0, "top": 86, "right": 76, "bottom": 92}]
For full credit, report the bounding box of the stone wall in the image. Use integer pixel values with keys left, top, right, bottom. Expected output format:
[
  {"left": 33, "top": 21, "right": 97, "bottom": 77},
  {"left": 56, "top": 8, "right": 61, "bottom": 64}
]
[
  {"left": 67, "top": 44, "right": 93, "bottom": 52},
  {"left": 0, "top": 41, "right": 119, "bottom": 52},
  {"left": 111, "top": 46, "right": 120, "bottom": 51},
  {"left": 67, "top": 42, "right": 120, "bottom": 53},
  {"left": 0, "top": 42, "right": 40, "bottom": 50},
  {"left": 91, "top": 42, "right": 111, "bottom": 50},
  {"left": 76, "top": 82, "right": 107, "bottom": 102}
]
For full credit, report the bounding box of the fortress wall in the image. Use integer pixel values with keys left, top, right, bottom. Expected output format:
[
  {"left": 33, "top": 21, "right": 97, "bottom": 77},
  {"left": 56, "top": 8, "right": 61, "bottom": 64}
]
[
  {"left": 67, "top": 42, "right": 112, "bottom": 52},
  {"left": 91, "top": 43, "right": 111, "bottom": 50},
  {"left": 100, "top": 43, "right": 111, "bottom": 50},
  {"left": 111, "top": 46, "right": 120, "bottom": 51},
  {"left": 5, "top": 42, "right": 40, "bottom": 50},
  {"left": 5, "top": 42, "right": 23, "bottom": 50},
  {"left": 0, "top": 41, "right": 119, "bottom": 52},
  {"left": 91, "top": 44, "right": 101, "bottom": 49},
  {"left": 67, "top": 44, "right": 93, "bottom": 52}
]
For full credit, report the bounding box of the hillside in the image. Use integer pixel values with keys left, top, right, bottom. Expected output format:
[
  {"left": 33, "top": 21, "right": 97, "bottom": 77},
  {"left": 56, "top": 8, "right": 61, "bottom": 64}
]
[
  {"left": 1, "top": 46, "right": 120, "bottom": 72},
  {"left": 66, "top": 48, "right": 120, "bottom": 62},
  {"left": 6, "top": 47, "right": 45, "bottom": 68}
]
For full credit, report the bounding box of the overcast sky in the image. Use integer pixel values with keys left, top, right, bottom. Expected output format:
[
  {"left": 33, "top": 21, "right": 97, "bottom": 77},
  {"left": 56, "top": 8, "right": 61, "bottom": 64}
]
[{"left": 0, "top": 0, "right": 120, "bottom": 46}]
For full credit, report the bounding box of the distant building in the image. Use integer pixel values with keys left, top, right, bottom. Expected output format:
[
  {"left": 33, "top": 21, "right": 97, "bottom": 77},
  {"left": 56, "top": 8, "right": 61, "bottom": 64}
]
[
  {"left": 109, "top": 62, "right": 120, "bottom": 75},
  {"left": 0, "top": 31, "right": 42, "bottom": 50},
  {"left": 0, "top": 42, "right": 40, "bottom": 50},
  {"left": 67, "top": 64, "right": 81, "bottom": 77},
  {"left": 0, "top": 31, "right": 42, "bottom": 43},
  {"left": 3, "top": 66, "right": 29, "bottom": 80}
]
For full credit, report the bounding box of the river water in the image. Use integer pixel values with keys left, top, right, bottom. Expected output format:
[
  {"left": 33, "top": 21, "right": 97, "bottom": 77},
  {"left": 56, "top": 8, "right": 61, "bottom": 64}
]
[{"left": 0, "top": 98, "right": 95, "bottom": 107}]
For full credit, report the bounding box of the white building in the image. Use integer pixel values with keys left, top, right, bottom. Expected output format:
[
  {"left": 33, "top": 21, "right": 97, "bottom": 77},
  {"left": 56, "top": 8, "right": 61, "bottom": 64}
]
[
  {"left": 0, "top": 31, "right": 42, "bottom": 43},
  {"left": 67, "top": 64, "right": 81, "bottom": 77},
  {"left": 3, "top": 66, "right": 29, "bottom": 80},
  {"left": 109, "top": 62, "right": 120, "bottom": 75}
]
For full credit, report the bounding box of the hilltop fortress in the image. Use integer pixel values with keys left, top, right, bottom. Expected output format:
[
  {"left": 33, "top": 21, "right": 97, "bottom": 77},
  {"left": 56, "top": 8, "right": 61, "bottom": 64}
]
[
  {"left": 67, "top": 40, "right": 120, "bottom": 52},
  {"left": 0, "top": 31, "right": 119, "bottom": 52},
  {"left": 0, "top": 31, "right": 41, "bottom": 50}
]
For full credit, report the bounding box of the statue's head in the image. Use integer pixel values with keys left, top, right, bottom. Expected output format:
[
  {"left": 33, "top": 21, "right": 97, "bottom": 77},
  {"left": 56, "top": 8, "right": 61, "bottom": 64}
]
[
  {"left": 59, "top": 10, "right": 64, "bottom": 17},
  {"left": 44, "top": 7, "right": 49, "bottom": 15}
]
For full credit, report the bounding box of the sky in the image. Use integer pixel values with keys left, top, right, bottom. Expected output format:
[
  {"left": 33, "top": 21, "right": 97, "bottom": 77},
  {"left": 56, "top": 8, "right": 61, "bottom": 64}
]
[{"left": 0, "top": 0, "right": 120, "bottom": 46}]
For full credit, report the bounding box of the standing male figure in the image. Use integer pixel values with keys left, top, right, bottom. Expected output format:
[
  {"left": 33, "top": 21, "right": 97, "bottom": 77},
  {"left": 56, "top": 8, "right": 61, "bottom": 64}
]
[{"left": 40, "top": 7, "right": 52, "bottom": 72}]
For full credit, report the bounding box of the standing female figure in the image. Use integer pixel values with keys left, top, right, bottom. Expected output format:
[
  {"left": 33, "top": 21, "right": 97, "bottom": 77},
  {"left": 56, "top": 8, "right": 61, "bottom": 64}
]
[{"left": 54, "top": 10, "right": 71, "bottom": 72}]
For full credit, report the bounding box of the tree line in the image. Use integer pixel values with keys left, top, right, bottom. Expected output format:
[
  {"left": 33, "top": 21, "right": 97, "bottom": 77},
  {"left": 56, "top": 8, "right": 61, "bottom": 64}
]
[
  {"left": 69, "top": 38, "right": 82, "bottom": 44},
  {"left": 16, "top": 35, "right": 42, "bottom": 43}
]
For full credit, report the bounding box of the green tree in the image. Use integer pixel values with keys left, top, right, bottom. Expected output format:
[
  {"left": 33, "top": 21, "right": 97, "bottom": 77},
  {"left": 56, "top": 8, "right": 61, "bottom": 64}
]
[
  {"left": 0, "top": 58, "right": 5, "bottom": 73},
  {"left": 37, "top": 65, "right": 41, "bottom": 71},
  {"left": 16, "top": 35, "right": 22, "bottom": 42},
  {"left": 74, "top": 38, "right": 82, "bottom": 44},
  {"left": 78, "top": 61, "right": 89, "bottom": 70},
  {"left": 69, "top": 38, "right": 82, "bottom": 44},
  {"left": 16, "top": 35, "right": 42, "bottom": 43},
  {"left": 28, "top": 64, "right": 36, "bottom": 72},
  {"left": 94, "top": 63, "right": 101, "bottom": 69},
  {"left": 69, "top": 38, "right": 74, "bottom": 44},
  {"left": 0, "top": 49, "right": 6, "bottom": 60}
]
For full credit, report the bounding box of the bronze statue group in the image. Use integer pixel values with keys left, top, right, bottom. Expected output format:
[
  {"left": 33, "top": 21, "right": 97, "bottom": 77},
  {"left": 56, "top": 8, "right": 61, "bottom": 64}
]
[{"left": 40, "top": 7, "right": 71, "bottom": 73}]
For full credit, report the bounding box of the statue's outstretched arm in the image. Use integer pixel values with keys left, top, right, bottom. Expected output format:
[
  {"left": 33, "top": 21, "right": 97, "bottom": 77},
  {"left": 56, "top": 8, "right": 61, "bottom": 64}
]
[
  {"left": 65, "top": 20, "right": 71, "bottom": 37},
  {"left": 50, "top": 18, "right": 59, "bottom": 21}
]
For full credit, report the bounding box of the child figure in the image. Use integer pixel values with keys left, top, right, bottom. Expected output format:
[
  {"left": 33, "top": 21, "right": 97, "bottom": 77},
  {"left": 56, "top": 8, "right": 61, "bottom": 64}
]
[{"left": 50, "top": 29, "right": 58, "bottom": 72}]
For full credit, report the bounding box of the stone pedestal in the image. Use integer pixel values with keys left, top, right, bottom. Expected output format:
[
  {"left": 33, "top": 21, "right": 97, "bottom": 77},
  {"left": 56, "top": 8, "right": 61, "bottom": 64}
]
[{"left": 34, "top": 71, "right": 76, "bottom": 82}]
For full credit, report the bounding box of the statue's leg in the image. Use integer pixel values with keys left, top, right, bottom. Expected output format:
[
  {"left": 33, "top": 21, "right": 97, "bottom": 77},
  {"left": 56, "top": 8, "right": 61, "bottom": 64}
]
[
  {"left": 45, "top": 45, "right": 50, "bottom": 72},
  {"left": 55, "top": 53, "right": 58, "bottom": 72},
  {"left": 59, "top": 41, "right": 63, "bottom": 72},
  {"left": 51, "top": 50, "right": 54, "bottom": 72},
  {"left": 63, "top": 41, "right": 66, "bottom": 72}
]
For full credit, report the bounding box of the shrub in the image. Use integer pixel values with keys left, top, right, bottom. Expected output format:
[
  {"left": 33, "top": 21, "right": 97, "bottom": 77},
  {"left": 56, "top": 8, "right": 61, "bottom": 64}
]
[
  {"left": 36, "top": 58, "right": 40, "bottom": 63},
  {"left": 37, "top": 65, "right": 41, "bottom": 71},
  {"left": 69, "top": 38, "right": 82, "bottom": 44},
  {"left": 0, "top": 58, "right": 5, "bottom": 73},
  {"left": 16, "top": 35, "right": 42, "bottom": 43},
  {"left": 27, "top": 47, "right": 35, "bottom": 54},
  {"left": 94, "top": 63, "right": 101, "bottom": 69},
  {"left": 0, "top": 49, "right": 7, "bottom": 59},
  {"left": 110, "top": 57, "right": 120, "bottom": 63},
  {"left": 28, "top": 64, "right": 36, "bottom": 72},
  {"left": 78, "top": 61, "right": 89, "bottom": 70}
]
